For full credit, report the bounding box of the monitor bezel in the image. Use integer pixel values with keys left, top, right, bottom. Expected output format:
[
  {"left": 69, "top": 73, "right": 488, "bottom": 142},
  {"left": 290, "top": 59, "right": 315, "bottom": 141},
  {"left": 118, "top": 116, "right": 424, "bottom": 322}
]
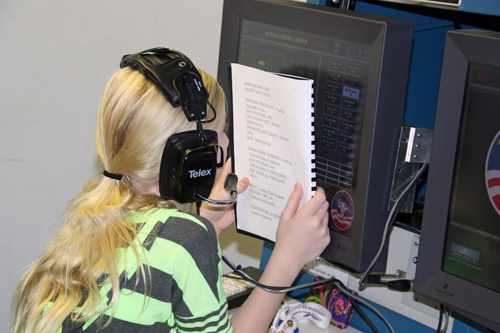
[
  {"left": 414, "top": 29, "right": 500, "bottom": 331},
  {"left": 217, "top": 0, "right": 413, "bottom": 272}
]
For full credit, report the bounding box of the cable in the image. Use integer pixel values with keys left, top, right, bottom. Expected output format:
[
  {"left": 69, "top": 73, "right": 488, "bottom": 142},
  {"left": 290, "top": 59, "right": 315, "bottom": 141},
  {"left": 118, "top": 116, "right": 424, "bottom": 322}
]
[
  {"left": 387, "top": 279, "right": 414, "bottom": 292},
  {"left": 221, "top": 254, "right": 338, "bottom": 293},
  {"left": 393, "top": 221, "right": 421, "bottom": 235},
  {"left": 194, "top": 172, "right": 239, "bottom": 206},
  {"left": 223, "top": 254, "right": 396, "bottom": 333},
  {"left": 359, "top": 163, "right": 428, "bottom": 287},
  {"left": 365, "top": 275, "right": 414, "bottom": 292},
  {"left": 195, "top": 191, "right": 237, "bottom": 205},
  {"left": 332, "top": 279, "right": 380, "bottom": 333},
  {"left": 201, "top": 100, "right": 217, "bottom": 124},
  {"left": 436, "top": 305, "right": 443, "bottom": 333},
  {"left": 350, "top": 299, "right": 379, "bottom": 333},
  {"left": 442, "top": 308, "right": 450, "bottom": 333},
  {"left": 333, "top": 280, "right": 395, "bottom": 333},
  {"left": 436, "top": 304, "right": 450, "bottom": 333}
]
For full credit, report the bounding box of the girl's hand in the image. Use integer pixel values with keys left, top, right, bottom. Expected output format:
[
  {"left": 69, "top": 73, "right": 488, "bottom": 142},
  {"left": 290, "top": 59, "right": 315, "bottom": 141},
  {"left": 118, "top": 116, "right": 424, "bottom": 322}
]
[{"left": 273, "top": 183, "right": 330, "bottom": 272}]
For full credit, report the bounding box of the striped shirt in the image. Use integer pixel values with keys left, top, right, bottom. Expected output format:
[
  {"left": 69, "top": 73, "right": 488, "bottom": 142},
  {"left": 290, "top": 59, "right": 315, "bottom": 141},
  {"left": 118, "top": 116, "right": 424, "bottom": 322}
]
[{"left": 61, "top": 208, "right": 233, "bottom": 332}]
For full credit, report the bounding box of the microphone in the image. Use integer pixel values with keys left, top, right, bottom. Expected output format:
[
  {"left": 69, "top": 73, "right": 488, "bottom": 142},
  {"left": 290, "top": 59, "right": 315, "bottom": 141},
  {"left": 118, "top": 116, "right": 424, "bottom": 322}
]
[{"left": 195, "top": 173, "right": 238, "bottom": 205}]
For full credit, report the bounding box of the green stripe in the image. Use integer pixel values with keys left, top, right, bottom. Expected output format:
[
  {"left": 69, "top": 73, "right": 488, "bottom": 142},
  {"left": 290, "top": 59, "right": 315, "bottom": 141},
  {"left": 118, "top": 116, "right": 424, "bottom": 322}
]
[{"left": 109, "top": 288, "right": 171, "bottom": 324}]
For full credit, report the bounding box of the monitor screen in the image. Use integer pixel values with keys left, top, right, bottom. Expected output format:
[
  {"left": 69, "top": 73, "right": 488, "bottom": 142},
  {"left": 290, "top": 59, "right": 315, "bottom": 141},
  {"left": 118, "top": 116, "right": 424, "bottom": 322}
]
[
  {"left": 415, "top": 29, "right": 500, "bottom": 331},
  {"left": 217, "top": 0, "right": 413, "bottom": 272}
]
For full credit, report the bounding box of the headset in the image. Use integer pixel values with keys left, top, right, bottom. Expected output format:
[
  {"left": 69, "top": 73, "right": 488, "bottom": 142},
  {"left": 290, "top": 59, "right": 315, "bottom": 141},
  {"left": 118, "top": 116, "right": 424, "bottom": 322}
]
[{"left": 120, "top": 47, "right": 237, "bottom": 204}]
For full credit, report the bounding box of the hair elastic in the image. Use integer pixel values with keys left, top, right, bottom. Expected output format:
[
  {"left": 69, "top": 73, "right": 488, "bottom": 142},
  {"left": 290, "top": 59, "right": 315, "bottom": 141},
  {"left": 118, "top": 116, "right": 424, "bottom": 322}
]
[{"left": 103, "top": 170, "right": 123, "bottom": 181}]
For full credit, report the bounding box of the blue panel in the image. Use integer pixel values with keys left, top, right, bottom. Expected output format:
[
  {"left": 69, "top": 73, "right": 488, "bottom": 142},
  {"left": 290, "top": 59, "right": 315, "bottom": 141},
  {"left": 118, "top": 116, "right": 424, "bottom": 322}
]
[
  {"left": 307, "top": 0, "right": 329, "bottom": 5},
  {"left": 356, "top": 1, "right": 454, "bottom": 129},
  {"left": 461, "top": 0, "right": 500, "bottom": 16},
  {"left": 355, "top": 1, "right": 452, "bottom": 30},
  {"left": 259, "top": 241, "right": 273, "bottom": 270},
  {"left": 308, "top": 0, "right": 500, "bottom": 16},
  {"left": 402, "top": 27, "right": 450, "bottom": 129}
]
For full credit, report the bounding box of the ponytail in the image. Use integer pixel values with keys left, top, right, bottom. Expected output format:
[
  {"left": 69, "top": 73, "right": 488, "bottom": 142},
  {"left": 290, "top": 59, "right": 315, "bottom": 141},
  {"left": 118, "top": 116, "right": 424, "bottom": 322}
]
[{"left": 12, "top": 176, "right": 146, "bottom": 332}]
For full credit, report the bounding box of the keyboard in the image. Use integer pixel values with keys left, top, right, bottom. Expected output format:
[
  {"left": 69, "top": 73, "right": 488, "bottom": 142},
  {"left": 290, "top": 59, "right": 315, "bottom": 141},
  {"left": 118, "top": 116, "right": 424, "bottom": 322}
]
[{"left": 222, "top": 267, "right": 262, "bottom": 309}]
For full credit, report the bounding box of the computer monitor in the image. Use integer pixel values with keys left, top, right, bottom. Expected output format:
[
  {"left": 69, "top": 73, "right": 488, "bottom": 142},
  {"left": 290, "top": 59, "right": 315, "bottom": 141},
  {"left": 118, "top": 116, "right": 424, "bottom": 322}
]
[
  {"left": 217, "top": 0, "right": 413, "bottom": 272},
  {"left": 414, "top": 29, "right": 500, "bottom": 332}
]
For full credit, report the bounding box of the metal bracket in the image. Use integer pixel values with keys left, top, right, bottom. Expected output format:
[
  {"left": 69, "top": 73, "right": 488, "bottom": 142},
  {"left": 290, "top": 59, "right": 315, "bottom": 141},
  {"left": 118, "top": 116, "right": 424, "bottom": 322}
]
[
  {"left": 389, "top": 124, "right": 433, "bottom": 213},
  {"left": 379, "top": 269, "right": 407, "bottom": 283}
]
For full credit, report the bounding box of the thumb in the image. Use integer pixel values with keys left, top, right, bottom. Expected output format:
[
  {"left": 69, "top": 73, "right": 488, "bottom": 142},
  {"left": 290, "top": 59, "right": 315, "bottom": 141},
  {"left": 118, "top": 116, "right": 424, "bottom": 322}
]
[{"left": 280, "top": 182, "right": 303, "bottom": 222}]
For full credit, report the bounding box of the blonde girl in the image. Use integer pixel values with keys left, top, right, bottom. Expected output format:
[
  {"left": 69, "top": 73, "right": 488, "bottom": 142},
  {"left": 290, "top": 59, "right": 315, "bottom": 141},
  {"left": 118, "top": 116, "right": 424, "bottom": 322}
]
[{"left": 11, "top": 48, "right": 330, "bottom": 333}]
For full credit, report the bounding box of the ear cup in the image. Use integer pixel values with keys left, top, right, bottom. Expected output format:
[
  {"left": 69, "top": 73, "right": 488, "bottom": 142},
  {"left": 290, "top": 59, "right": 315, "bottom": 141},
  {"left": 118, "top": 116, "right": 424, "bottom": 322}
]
[{"left": 159, "top": 130, "right": 219, "bottom": 203}]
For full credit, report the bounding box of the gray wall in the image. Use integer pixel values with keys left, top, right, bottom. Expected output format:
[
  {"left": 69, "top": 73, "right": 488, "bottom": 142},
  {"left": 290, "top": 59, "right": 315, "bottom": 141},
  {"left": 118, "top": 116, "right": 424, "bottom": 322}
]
[{"left": 0, "top": 1, "right": 262, "bottom": 331}]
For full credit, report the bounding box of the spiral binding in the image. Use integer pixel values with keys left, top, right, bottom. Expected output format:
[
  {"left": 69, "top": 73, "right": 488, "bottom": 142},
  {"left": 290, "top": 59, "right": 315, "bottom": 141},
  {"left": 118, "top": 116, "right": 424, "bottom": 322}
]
[{"left": 311, "top": 85, "right": 317, "bottom": 192}]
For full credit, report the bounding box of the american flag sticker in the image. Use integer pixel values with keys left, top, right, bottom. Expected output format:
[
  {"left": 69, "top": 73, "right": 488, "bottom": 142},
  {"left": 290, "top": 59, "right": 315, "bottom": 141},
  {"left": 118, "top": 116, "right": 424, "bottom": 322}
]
[
  {"left": 486, "top": 130, "right": 500, "bottom": 216},
  {"left": 331, "top": 190, "right": 354, "bottom": 231}
]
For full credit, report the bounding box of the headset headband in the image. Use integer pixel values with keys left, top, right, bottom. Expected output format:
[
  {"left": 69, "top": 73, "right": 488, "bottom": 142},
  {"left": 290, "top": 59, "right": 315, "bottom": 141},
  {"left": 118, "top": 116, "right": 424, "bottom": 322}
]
[{"left": 120, "top": 47, "right": 208, "bottom": 121}]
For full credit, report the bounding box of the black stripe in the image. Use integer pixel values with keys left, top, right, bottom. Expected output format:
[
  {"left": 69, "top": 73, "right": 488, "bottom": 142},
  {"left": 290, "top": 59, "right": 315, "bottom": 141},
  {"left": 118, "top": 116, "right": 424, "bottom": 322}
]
[
  {"left": 142, "top": 221, "right": 164, "bottom": 251},
  {"left": 176, "top": 301, "right": 227, "bottom": 325},
  {"left": 64, "top": 314, "right": 174, "bottom": 332},
  {"left": 156, "top": 214, "right": 220, "bottom": 302},
  {"left": 176, "top": 302, "right": 230, "bottom": 332},
  {"left": 120, "top": 266, "right": 175, "bottom": 304}
]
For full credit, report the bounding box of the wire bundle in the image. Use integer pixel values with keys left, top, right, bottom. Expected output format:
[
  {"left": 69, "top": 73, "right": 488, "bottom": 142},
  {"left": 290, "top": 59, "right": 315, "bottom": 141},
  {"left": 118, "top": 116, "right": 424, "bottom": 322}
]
[{"left": 305, "top": 277, "right": 357, "bottom": 328}]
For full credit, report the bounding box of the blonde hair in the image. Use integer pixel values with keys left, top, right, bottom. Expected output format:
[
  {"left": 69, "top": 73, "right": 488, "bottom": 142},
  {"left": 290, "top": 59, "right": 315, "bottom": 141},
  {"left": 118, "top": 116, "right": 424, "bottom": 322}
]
[{"left": 11, "top": 66, "right": 226, "bottom": 333}]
